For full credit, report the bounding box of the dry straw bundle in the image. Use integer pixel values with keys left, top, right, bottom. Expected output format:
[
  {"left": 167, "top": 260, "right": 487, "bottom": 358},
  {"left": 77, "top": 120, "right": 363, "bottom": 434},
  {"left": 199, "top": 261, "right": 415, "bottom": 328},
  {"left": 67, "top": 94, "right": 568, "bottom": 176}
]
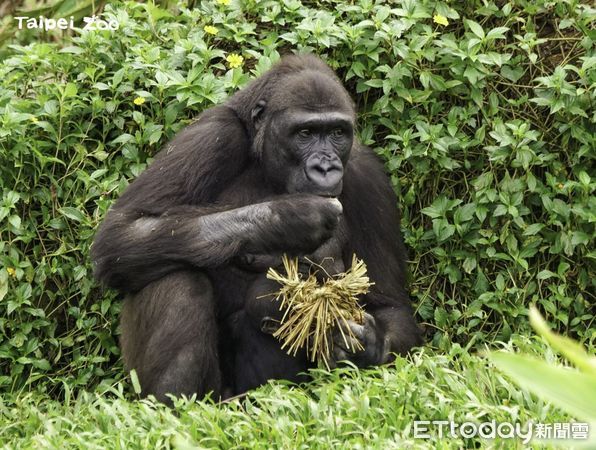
[{"left": 265, "top": 255, "right": 372, "bottom": 369}]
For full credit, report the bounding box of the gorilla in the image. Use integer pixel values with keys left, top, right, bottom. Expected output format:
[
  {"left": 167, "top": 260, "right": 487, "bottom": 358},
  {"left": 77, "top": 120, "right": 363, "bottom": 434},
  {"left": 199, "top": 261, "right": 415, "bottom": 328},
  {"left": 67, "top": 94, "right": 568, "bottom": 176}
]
[{"left": 91, "top": 54, "right": 422, "bottom": 404}]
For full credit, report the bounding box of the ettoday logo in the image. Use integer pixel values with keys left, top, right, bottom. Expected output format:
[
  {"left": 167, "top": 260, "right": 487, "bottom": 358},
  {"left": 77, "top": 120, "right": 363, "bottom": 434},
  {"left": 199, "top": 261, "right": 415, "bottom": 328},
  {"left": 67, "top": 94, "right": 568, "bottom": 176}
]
[{"left": 413, "top": 420, "right": 590, "bottom": 444}]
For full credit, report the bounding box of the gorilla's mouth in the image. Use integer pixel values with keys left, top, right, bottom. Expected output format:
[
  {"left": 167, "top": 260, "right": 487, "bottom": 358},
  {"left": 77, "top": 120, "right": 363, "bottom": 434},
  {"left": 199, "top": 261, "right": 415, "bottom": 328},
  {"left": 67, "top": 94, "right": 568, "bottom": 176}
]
[
  {"left": 303, "top": 158, "right": 344, "bottom": 196},
  {"left": 297, "top": 169, "right": 343, "bottom": 197}
]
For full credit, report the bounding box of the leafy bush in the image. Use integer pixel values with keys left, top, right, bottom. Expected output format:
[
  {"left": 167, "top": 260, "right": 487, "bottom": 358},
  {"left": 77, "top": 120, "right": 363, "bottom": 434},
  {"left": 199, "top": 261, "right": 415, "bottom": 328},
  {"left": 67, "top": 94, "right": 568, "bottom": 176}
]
[{"left": 0, "top": 0, "right": 594, "bottom": 394}]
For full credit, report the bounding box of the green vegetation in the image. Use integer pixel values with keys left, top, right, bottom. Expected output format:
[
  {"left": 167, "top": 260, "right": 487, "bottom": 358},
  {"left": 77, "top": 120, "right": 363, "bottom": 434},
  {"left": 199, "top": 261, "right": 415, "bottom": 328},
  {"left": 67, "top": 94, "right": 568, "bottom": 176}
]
[
  {"left": 0, "top": 0, "right": 594, "bottom": 447},
  {"left": 0, "top": 340, "right": 573, "bottom": 449},
  {"left": 490, "top": 307, "right": 596, "bottom": 447}
]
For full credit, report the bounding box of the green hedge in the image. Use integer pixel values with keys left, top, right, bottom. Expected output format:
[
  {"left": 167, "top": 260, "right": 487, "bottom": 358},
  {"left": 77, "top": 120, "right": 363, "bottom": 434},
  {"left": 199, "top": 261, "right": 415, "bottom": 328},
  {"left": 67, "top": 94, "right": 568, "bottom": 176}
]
[{"left": 0, "top": 0, "right": 594, "bottom": 394}]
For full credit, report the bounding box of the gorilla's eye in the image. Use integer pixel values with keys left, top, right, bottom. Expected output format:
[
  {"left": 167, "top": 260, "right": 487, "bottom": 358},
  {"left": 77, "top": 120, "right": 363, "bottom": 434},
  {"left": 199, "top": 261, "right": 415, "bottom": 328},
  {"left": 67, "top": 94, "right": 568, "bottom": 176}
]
[
  {"left": 331, "top": 128, "right": 344, "bottom": 138},
  {"left": 298, "top": 129, "right": 312, "bottom": 138}
]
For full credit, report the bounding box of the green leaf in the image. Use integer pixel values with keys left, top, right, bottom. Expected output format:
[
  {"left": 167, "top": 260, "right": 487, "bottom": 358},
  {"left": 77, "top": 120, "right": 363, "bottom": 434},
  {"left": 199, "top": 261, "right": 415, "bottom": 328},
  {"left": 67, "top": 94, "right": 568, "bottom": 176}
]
[
  {"left": 148, "top": 130, "right": 163, "bottom": 145},
  {"left": 578, "top": 171, "right": 591, "bottom": 186},
  {"left": 0, "top": 217, "right": 6, "bottom": 237},
  {"left": 364, "top": 79, "right": 384, "bottom": 89},
  {"left": 523, "top": 223, "right": 544, "bottom": 236},
  {"left": 8, "top": 215, "right": 21, "bottom": 229},
  {"left": 59, "top": 46, "right": 84, "bottom": 54},
  {"left": 59, "top": 207, "right": 86, "bottom": 223},
  {"left": 32, "top": 359, "right": 51, "bottom": 371},
  {"left": 463, "top": 256, "right": 477, "bottom": 273},
  {"left": 63, "top": 83, "right": 78, "bottom": 98},
  {"left": 490, "top": 352, "right": 596, "bottom": 422},
  {"left": 44, "top": 100, "right": 58, "bottom": 115},
  {"left": 93, "top": 82, "right": 110, "bottom": 91},
  {"left": 130, "top": 369, "right": 142, "bottom": 395},
  {"left": 111, "top": 134, "right": 134, "bottom": 145},
  {"left": 0, "top": 270, "right": 7, "bottom": 302},
  {"left": 537, "top": 270, "right": 556, "bottom": 280},
  {"left": 454, "top": 203, "right": 476, "bottom": 223},
  {"left": 466, "top": 20, "right": 485, "bottom": 39},
  {"left": 501, "top": 65, "right": 524, "bottom": 82},
  {"left": 486, "top": 27, "right": 508, "bottom": 40},
  {"left": 529, "top": 306, "right": 596, "bottom": 376}
]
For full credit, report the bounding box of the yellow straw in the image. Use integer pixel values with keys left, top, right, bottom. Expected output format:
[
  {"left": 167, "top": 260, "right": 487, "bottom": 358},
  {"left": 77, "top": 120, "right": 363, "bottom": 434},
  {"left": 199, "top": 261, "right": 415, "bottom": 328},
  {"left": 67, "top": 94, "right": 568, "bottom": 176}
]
[{"left": 265, "top": 255, "right": 372, "bottom": 369}]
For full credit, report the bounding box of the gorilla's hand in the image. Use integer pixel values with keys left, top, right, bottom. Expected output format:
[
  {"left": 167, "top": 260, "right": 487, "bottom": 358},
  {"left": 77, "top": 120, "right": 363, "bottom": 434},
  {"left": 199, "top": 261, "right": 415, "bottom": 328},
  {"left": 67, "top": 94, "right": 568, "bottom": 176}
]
[
  {"left": 329, "top": 313, "right": 390, "bottom": 368},
  {"left": 250, "top": 195, "right": 342, "bottom": 254}
]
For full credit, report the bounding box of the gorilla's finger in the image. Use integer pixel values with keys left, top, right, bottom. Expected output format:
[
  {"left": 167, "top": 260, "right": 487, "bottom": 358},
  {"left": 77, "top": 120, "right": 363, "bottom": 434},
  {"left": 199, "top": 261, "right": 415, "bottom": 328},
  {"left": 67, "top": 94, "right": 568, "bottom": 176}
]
[
  {"left": 333, "top": 322, "right": 365, "bottom": 352},
  {"left": 333, "top": 332, "right": 361, "bottom": 353},
  {"left": 332, "top": 345, "right": 349, "bottom": 363}
]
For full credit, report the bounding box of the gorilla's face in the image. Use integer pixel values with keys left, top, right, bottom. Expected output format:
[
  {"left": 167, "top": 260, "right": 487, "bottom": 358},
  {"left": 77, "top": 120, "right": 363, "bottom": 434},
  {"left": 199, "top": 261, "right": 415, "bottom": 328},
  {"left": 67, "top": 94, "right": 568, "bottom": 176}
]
[{"left": 262, "top": 108, "right": 354, "bottom": 196}]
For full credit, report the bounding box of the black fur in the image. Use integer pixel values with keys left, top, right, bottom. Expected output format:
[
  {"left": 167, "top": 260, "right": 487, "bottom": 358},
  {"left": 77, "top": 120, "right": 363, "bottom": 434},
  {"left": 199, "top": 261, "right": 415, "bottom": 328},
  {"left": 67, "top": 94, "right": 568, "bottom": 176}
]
[{"left": 91, "top": 54, "right": 422, "bottom": 404}]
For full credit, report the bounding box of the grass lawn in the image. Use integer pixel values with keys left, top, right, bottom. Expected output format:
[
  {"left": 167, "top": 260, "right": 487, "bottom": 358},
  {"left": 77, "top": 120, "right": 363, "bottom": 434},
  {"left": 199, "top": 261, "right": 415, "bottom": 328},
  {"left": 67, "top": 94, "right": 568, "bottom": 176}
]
[{"left": 0, "top": 338, "right": 570, "bottom": 449}]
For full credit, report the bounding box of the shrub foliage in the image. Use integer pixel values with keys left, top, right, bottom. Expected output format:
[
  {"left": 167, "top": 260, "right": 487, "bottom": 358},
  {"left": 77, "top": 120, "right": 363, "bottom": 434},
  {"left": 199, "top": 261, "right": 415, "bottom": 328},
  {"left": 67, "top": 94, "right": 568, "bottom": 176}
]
[{"left": 0, "top": 0, "right": 594, "bottom": 394}]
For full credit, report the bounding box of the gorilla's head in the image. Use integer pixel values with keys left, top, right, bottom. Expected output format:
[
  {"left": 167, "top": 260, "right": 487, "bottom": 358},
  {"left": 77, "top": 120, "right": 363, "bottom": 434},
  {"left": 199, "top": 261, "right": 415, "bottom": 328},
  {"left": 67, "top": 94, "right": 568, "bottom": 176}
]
[{"left": 228, "top": 55, "right": 356, "bottom": 197}]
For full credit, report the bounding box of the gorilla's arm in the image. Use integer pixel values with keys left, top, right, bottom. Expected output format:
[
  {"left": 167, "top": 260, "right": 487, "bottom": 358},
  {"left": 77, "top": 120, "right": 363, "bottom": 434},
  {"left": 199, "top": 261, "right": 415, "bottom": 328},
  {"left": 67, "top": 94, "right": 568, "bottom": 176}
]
[
  {"left": 333, "top": 146, "right": 423, "bottom": 365},
  {"left": 92, "top": 198, "right": 341, "bottom": 293},
  {"left": 91, "top": 106, "right": 341, "bottom": 294}
]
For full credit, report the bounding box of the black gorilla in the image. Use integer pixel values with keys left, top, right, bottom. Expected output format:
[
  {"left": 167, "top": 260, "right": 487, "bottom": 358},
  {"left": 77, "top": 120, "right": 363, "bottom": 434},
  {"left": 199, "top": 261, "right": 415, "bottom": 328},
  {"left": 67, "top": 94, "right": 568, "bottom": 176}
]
[{"left": 91, "top": 54, "right": 422, "bottom": 403}]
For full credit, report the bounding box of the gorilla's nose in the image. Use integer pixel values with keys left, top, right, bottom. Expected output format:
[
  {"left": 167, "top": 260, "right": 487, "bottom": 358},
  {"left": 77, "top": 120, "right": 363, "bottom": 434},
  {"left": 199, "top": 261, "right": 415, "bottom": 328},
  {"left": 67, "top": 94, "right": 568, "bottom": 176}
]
[{"left": 305, "top": 154, "right": 344, "bottom": 191}]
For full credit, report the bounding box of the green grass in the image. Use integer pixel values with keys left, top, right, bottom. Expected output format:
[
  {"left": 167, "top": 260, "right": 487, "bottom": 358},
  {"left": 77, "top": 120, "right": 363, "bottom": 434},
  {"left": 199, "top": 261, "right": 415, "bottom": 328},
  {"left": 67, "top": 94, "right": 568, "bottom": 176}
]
[{"left": 0, "top": 338, "right": 571, "bottom": 449}]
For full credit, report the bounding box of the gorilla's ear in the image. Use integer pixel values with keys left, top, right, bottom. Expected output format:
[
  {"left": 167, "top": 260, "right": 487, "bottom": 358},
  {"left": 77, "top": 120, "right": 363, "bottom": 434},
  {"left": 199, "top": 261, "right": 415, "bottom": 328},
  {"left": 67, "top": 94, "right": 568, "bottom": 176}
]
[{"left": 251, "top": 100, "right": 266, "bottom": 127}]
